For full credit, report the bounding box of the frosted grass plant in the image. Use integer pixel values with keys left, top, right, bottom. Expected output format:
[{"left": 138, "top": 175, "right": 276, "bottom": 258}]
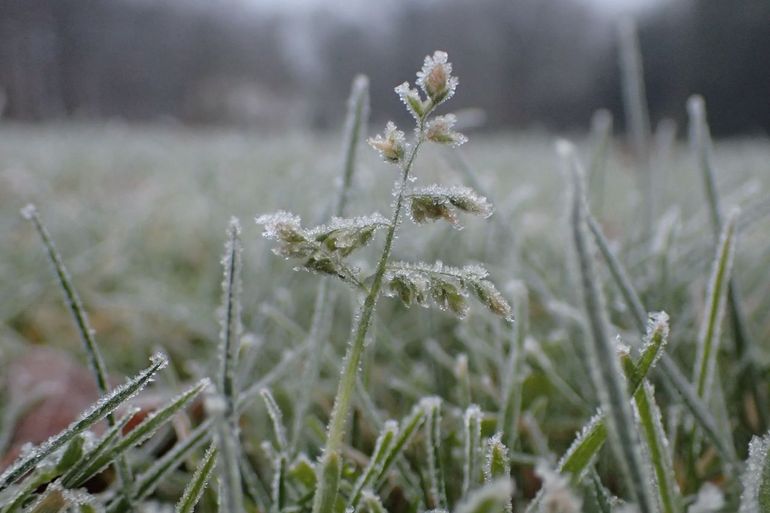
[{"left": 256, "top": 51, "right": 511, "bottom": 513}]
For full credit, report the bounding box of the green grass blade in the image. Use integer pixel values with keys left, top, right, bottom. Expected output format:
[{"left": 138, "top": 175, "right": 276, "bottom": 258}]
[
  {"left": 260, "top": 388, "right": 289, "bottom": 454},
  {"left": 693, "top": 213, "right": 736, "bottom": 399},
  {"left": 423, "top": 397, "right": 447, "bottom": 510},
  {"left": 462, "top": 405, "right": 482, "bottom": 496},
  {"left": 373, "top": 402, "right": 427, "bottom": 487},
  {"left": 175, "top": 442, "right": 218, "bottom": 513},
  {"left": 562, "top": 140, "right": 656, "bottom": 513},
  {"left": 634, "top": 381, "right": 681, "bottom": 513},
  {"left": 349, "top": 420, "right": 398, "bottom": 509},
  {"left": 292, "top": 76, "right": 369, "bottom": 453},
  {"left": 483, "top": 434, "right": 512, "bottom": 513},
  {"left": 310, "top": 450, "right": 341, "bottom": 513},
  {"left": 0, "top": 353, "right": 167, "bottom": 491},
  {"left": 131, "top": 418, "right": 213, "bottom": 503},
  {"left": 688, "top": 94, "right": 766, "bottom": 431},
  {"left": 499, "top": 284, "right": 527, "bottom": 450},
  {"left": 60, "top": 408, "right": 138, "bottom": 487},
  {"left": 219, "top": 217, "right": 243, "bottom": 418}
]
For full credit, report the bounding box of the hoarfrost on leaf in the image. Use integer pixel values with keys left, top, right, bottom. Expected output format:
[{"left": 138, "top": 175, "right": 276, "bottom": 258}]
[
  {"left": 416, "top": 50, "right": 459, "bottom": 105},
  {"left": 424, "top": 114, "right": 467, "bottom": 147}
]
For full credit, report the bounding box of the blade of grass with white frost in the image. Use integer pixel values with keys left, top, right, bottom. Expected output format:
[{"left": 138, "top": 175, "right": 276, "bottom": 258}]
[
  {"left": 499, "top": 283, "right": 527, "bottom": 450},
  {"left": 0, "top": 353, "right": 166, "bottom": 491},
  {"left": 484, "top": 434, "right": 512, "bottom": 513},
  {"left": 455, "top": 479, "right": 513, "bottom": 513},
  {"left": 176, "top": 442, "right": 218, "bottom": 513},
  {"left": 739, "top": 433, "right": 770, "bottom": 512},
  {"left": 635, "top": 382, "right": 681, "bottom": 513},
  {"left": 121, "top": 418, "right": 213, "bottom": 509},
  {"left": 60, "top": 408, "right": 138, "bottom": 487},
  {"left": 423, "top": 397, "right": 447, "bottom": 509},
  {"left": 562, "top": 140, "right": 656, "bottom": 513},
  {"left": 617, "top": 19, "right": 653, "bottom": 235},
  {"left": 373, "top": 401, "right": 427, "bottom": 488},
  {"left": 261, "top": 388, "right": 289, "bottom": 454},
  {"left": 216, "top": 218, "right": 245, "bottom": 513},
  {"left": 688, "top": 95, "right": 766, "bottom": 430},
  {"left": 70, "top": 378, "right": 210, "bottom": 486},
  {"left": 462, "top": 405, "right": 482, "bottom": 496},
  {"left": 693, "top": 213, "right": 736, "bottom": 400},
  {"left": 349, "top": 420, "right": 398, "bottom": 509},
  {"left": 20, "top": 204, "right": 134, "bottom": 497},
  {"left": 291, "top": 75, "right": 369, "bottom": 452},
  {"left": 587, "top": 109, "right": 613, "bottom": 216},
  {"left": 586, "top": 212, "right": 738, "bottom": 465}
]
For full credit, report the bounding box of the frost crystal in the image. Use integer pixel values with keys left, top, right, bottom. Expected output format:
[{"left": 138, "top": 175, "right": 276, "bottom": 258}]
[
  {"left": 424, "top": 114, "right": 467, "bottom": 147},
  {"left": 20, "top": 203, "right": 38, "bottom": 220},
  {"left": 739, "top": 433, "right": 770, "bottom": 512},
  {"left": 368, "top": 121, "right": 406, "bottom": 163},
  {"left": 416, "top": 50, "right": 459, "bottom": 104}
]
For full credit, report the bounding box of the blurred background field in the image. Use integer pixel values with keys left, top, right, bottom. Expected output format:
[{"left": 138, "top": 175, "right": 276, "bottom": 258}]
[{"left": 2, "top": 0, "right": 770, "bottom": 509}]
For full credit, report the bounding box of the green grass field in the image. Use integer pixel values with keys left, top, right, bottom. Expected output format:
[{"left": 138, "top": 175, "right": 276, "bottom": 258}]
[{"left": 1, "top": 102, "right": 770, "bottom": 513}]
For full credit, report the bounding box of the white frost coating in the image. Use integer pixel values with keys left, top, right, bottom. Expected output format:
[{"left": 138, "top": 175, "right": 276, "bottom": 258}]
[
  {"left": 20, "top": 203, "right": 37, "bottom": 220},
  {"left": 424, "top": 114, "right": 468, "bottom": 147},
  {"left": 255, "top": 211, "right": 305, "bottom": 240},
  {"left": 739, "top": 433, "right": 770, "bottom": 512},
  {"left": 640, "top": 311, "right": 669, "bottom": 367},
  {"left": 416, "top": 51, "right": 459, "bottom": 104},
  {"left": 689, "top": 482, "right": 724, "bottom": 513},
  {"left": 535, "top": 460, "right": 583, "bottom": 513},
  {"left": 308, "top": 213, "right": 390, "bottom": 238},
  {"left": 409, "top": 184, "right": 493, "bottom": 219}
]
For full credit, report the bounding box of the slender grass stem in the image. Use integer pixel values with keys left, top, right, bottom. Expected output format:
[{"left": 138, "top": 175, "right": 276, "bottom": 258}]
[
  {"left": 21, "top": 205, "right": 134, "bottom": 505},
  {"left": 291, "top": 76, "right": 369, "bottom": 452}
]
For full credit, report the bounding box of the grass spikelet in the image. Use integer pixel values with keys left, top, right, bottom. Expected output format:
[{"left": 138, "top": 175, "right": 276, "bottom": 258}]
[{"left": 561, "top": 140, "right": 656, "bottom": 512}]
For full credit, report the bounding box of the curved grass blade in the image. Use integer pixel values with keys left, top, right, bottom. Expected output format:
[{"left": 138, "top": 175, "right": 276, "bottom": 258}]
[
  {"left": 462, "top": 405, "right": 482, "bottom": 496},
  {"left": 292, "top": 75, "right": 370, "bottom": 452}
]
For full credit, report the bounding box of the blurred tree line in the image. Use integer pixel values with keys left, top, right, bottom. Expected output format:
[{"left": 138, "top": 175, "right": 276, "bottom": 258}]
[{"left": 0, "top": 0, "right": 768, "bottom": 134}]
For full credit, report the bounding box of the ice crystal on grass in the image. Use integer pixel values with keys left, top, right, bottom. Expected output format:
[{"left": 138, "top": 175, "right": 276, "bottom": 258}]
[
  {"left": 739, "top": 433, "right": 770, "bottom": 512},
  {"left": 396, "top": 82, "right": 428, "bottom": 121}
]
